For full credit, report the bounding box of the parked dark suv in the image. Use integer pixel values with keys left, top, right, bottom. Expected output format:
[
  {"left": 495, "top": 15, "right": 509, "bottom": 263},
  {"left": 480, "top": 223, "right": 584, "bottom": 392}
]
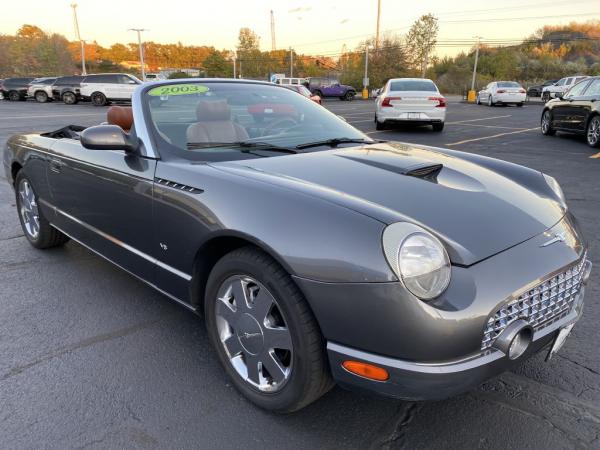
[
  {"left": 52, "top": 76, "right": 85, "bottom": 105},
  {"left": 0, "top": 77, "right": 35, "bottom": 101},
  {"left": 308, "top": 77, "right": 356, "bottom": 101}
]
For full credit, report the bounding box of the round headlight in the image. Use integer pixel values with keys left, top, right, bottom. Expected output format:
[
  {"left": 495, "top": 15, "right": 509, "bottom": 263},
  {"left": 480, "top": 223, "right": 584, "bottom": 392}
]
[{"left": 382, "top": 223, "right": 451, "bottom": 300}]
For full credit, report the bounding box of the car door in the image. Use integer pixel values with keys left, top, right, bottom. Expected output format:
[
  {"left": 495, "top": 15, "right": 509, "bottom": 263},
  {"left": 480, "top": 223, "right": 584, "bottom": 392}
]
[
  {"left": 102, "top": 74, "right": 122, "bottom": 99},
  {"left": 47, "top": 138, "right": 157, "bottom": 282},
  {"left": 118, "top": 75, "right": 139, "bottom": 100},
  {"left": 558, "top": 79, "right": 593, "bottom": 131}
]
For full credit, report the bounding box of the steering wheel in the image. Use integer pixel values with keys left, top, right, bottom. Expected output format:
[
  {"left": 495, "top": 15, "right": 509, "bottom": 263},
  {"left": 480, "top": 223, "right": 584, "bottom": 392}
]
[{"left": 261, "top": 117, "right": 299, "bottom": 136}]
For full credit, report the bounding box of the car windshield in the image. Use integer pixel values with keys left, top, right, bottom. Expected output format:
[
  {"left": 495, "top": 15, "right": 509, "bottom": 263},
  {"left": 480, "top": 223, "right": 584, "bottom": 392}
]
[
  {"left": 145, "top": 81, "right": 368, "bottom": 161},
  {"left": 497, "top": 82, "right": 521, "bottom": 88},
  {"left": 389, "top": 80, "right": 437, "bottom": 92}
]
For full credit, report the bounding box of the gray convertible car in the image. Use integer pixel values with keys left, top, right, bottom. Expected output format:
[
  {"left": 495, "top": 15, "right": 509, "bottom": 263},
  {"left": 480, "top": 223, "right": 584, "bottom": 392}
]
[{"left": 3, "top": 79, "right": 592, "bottom": 413}]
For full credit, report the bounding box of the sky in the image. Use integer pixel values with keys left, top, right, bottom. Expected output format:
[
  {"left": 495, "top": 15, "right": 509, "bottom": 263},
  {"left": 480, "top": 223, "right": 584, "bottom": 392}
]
[{"left": 0, "top": 0, "right": 598, "bottom": 57}]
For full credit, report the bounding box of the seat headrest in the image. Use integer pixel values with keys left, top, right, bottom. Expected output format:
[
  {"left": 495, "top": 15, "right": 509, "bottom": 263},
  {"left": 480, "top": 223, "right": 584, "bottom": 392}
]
[
  {"left": 196, "top": 100, "right": 231, "bottom": 121},
  {"left": 107, "top": 106, "right": 133, "bottom": 132}
]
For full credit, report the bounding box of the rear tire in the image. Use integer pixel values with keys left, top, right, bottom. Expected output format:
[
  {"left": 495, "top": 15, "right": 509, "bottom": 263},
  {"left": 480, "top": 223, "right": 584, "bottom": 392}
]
[
  {"left": 516, "top": 103, "right": 524, "bottom": 107},
  {"left": 542, "top": 92, "right": 550, "bottom": 103},
  {"left": 15, "top": 172, "right": 69, "bottom": 249},
  {"left": 343, "top": 91, "right": 355, "bottom": 101},
  {"left": 375, "top": 116, "right": 386, "bottom": 130},
  {"left": 34, "top": 91, "right": 48, "bottom": 103},
  {"left": 205, "top": 246, "right": 333, "bottom": 413},
  {"left": 432, "top": 122, "right": 444, "bottom": 132},
  {"left": 541, "top": 110, "right": 556, "bottom": 136},
  {"left": 586, "top": 116, "right": 600, "bottom": 148},
  {"left": 62, "top": 91, "right": 77, "bottom": 105},
  {"left": 8, "top": 90, "right": 21, "bottom": 101},
  {"left": 91, "top": 92, "right": 107, "bottom": 107}
]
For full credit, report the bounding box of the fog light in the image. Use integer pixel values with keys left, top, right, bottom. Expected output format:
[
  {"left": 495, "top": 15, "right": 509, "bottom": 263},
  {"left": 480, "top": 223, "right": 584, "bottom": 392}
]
[
  {"left": 492, "top": 319, "right": 533, "bottom": 359},
  {"left": 342, "top": 360, "right": 389, "bottom": 381}
]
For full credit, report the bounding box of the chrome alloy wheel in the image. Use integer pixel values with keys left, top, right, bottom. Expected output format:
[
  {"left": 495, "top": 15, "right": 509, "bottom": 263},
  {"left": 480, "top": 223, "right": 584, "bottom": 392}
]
[
  {"left": 542, "top": 111, "right": 551, "bottom": 133},
  {"left": 215, "top": 275, "right": 293, "bottom": 392},
  {"left": 18, "top": 179, "right": 40, "bottom": 239},
  {"left": 587, "top": 117, "right": 600, "bottom": 146}
]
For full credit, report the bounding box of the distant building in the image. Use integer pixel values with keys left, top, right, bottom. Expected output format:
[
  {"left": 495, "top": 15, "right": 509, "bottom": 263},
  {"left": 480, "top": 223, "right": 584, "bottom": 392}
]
[{"left": 119, "top": 60, "right": 150, "bottom": 71}]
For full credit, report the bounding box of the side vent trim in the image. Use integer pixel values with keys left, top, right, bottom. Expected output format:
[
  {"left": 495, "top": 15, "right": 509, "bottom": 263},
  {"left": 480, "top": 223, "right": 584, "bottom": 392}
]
[{"left": 155, "top": 178, "right": 204, "bottom": 194}]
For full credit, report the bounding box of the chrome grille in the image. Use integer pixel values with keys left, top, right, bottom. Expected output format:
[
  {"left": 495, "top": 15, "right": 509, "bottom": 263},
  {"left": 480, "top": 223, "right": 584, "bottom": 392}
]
[{"left": 482, "top": 256, "right": 587, "bottom": 351}]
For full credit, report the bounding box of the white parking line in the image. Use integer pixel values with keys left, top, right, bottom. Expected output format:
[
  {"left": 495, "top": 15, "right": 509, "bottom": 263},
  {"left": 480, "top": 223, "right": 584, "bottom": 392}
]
[
  {"left": 348, "top": 119, "right": 375, "bottom": 124},
  {"left": 446, "top": 115, "right": 512, "bottom": 124},
  {"left": 446, "top": 127, "right": 538, "bottom": 146},
  {"left": 0, "top": 112, "right": 105, "bottom": 120},
  {"left": 458, "top": 123, "right": 526, "bottom": 130}
]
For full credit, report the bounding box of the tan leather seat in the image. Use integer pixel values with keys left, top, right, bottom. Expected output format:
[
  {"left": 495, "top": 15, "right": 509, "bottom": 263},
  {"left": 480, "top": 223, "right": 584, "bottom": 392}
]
[
  {"left": 107, "top": 106, "right": 133, "bottom": 132},
  {"left": 186, "top": 100, "right": 248, "bottom": 143}
]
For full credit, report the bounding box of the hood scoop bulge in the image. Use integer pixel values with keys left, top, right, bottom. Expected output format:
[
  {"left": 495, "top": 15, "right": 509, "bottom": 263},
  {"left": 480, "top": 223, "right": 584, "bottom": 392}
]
[{"left": 336, "top": 153, "right": 443, "bottom": 183}]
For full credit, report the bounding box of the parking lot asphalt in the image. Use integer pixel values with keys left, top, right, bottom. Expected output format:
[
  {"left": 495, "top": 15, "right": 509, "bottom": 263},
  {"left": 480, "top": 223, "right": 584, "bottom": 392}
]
[{"left": 1, "top": 98, "right": 599, "bottom": 449}]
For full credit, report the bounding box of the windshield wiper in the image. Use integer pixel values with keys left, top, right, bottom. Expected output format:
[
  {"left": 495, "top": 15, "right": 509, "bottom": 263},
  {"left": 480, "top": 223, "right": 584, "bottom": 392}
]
[
  {"left": 187, "top": 141, "right": 299, "bottom": 153},
  {"left": 295, "top": 137, "right": 381, "bottom": 150}
]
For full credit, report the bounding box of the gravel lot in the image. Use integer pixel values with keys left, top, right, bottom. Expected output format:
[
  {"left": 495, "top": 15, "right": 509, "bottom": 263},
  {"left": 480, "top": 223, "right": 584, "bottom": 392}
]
[{"left": 1, "top": 97, "right": 599, "bottom": 449}]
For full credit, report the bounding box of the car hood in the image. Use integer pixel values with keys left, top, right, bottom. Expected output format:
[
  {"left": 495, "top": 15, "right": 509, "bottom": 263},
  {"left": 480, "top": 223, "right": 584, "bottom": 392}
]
[{"left": 212, "top": 142, "right": 565, "bottom": 266}]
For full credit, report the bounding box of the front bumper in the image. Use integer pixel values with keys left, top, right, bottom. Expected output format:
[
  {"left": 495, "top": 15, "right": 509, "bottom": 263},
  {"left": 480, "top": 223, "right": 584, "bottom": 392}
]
[{"left": 327, "top": 284, "right": 586, "bottom": 400}]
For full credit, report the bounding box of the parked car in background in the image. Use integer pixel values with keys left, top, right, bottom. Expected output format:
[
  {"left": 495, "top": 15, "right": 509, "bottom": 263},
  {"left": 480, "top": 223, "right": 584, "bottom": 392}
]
[
  {"left": 27, "top": 77, "right": 57, "bottom": 103},
  {"left": 0, "top": 77, "right": 35, "bottom": 101},
  {"left": 275, "top": 77, "right": 309, "bottom": 87},
  {"left": 375, "top": 78, "right": 446, "bottom": 131},
  {"left": 283, "top": 84, "right": 322, "bottom": 104},
  {"left": 79, "top": 73, "right": 142, "bottom": 106},
  {"left": 52, "top": 76, "right": 84, "bottom": 105},
  {"left": 4, "top": 79, "right": 591, "bottom": 413},
  {"left": 541, "top": 76, "right": 600, "bottom": 147},
  {"left": 477, "top": 81, "right": 526, "bottom": 106},
  {"left": 308, "top": 77, "right": 356, "bottom": 101},
  {"left": 145, "top": 73, "right": 167, "bottom": 81},
  {"left": 527, "top": 79, "right": 559, "bottom": 97},
  {"left": 542, "top": 76, "right": 588, "bottom": 102}
]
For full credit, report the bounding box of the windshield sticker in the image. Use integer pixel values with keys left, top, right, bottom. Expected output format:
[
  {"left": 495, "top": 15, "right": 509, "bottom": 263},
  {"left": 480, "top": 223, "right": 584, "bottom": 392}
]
[{"left": 148, "top": 84, "right": 209, "bottom": 96}]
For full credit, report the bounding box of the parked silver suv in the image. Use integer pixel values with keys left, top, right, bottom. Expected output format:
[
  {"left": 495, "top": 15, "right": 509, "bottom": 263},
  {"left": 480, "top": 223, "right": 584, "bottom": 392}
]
[{"left": 27, "top": 77, "right": 57, "bottom": 103}]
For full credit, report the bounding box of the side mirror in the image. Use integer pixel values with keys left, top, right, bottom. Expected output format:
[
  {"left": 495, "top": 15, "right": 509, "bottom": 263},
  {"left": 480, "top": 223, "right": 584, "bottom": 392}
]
[
  {"left": 81, "top": 125, "right": 139, "bottom": 152},
  {"left": 556, "top": 92, "right": 564, "bottom": 100}
]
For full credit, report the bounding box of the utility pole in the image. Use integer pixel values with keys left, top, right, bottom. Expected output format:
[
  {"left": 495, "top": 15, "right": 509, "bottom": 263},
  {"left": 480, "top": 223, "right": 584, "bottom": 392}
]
[
  {"left": 270, "top": 10, "right": 276, "bottom": 51},
  {"left": 375, "top": 0, "right": 381, "bottom": 50},
  {"left": 70, "top": 4, "right": 86, "bottom": 75},
  {"left": 422, "top": 52, "right": 429, "bottom": 78},
  {"left": 289, "top": 47, "right": 293, "bottom": 78},
  {"left": 128, "top": 28, "right": 148, "bottom": 81},
  {"left": 471, "top": 36, "right": 482, "bottom": 92},
  {"left": 233, "top": 52, "right": 237, "bottom": 79}
]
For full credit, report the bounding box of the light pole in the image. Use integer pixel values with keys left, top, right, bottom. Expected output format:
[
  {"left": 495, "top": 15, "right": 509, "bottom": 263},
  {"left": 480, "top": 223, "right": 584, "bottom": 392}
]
[
  {"left": 471, "top": 36, "right": 482, "bottom": 92},
  {"left": 375, "top": 0, "right": 381, "bottom": 50},
  {"left": 70, "top": 4, "right": 86, "bottom": 75},
  {"left": 128, "top": 28, "right": 148, "bottom": 81},
  {"left": 289, "top": 47, "right": 293, "bottom": 78},
  {"left": 233, "top": 52, "right": 237, "bottom": 79},
  {"left": 362, "top": 45, "right": 370, "bottom": 99}
]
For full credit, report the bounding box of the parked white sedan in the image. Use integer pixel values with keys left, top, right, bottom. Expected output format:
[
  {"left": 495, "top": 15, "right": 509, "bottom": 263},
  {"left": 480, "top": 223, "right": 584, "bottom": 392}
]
[
  {"left": 477, "top": 81, "right": 526, "bottom": 107},
  {"left": 375, "top": 78, "right": 446, "bottom": 131}
]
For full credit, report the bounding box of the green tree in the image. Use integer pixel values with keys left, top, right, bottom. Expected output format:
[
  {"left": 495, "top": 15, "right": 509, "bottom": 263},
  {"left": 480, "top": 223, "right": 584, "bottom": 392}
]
[{"left": 405, "top": 14, "right": 439, "bottom": 77}]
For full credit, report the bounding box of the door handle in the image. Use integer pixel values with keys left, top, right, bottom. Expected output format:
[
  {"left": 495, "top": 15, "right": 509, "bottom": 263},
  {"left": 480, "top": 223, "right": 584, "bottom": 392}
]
[{"left": 50, "top": 159, "right": 65, "bottom": 173}]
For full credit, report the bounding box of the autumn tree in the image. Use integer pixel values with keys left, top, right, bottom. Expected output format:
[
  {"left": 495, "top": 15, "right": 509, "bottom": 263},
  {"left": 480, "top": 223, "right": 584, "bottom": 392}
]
[{"left": 405, "top": 14, "right": 439, "bottom": 77}]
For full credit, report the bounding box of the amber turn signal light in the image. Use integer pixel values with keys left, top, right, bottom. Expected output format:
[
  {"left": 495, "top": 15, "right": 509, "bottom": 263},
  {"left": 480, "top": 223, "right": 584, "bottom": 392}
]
[{"left": 342, "top": 360, "right": 389, "bottom": 381}]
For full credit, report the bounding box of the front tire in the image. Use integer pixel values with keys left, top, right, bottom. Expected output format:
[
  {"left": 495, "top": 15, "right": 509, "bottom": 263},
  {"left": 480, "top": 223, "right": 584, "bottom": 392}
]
[
  {"left": 541, "top": 110, "right": 556, "bottom": 136},
  {"left": 343, "top": 91, "right": 355, "bottom": 101},
  {"left": 62, "top": 91, "right": 77, "bottom": 105},
  {"left": 476, "top": 95, "right": 481, "bottom": 105},
  {"left": 205, "top": 247, "right": 332, "bottom": 413},
  {"left": 91, "top": 92, "right": 107, "bottom": 106},
  {"left": 542, "top": 92, "right": 550, "bottom": 103},
  {"left": 15, "top": 172, "right": 69, "bottom": 249},
  {"left": 487, "top": 95, "right": 494, "bottom": 107},
  {"left": 586, "top": 116, "right": 600, "bottom": 148}
]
